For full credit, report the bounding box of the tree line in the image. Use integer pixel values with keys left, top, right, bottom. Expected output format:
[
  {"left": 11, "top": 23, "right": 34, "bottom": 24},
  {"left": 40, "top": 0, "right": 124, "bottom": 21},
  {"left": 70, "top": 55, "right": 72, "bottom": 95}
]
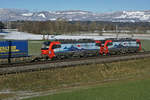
[
  {"left": 12, "top": 20, "right": 115, "bottom": 35},
  {"left": 2, "top": 20, "right": 150, "bottom": 34}
]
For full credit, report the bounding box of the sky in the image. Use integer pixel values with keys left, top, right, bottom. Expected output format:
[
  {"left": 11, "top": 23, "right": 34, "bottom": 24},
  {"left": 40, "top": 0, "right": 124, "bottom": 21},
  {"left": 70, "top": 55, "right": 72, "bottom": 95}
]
[{"left": 0, "top": 0, "right": 150, "bottom": 12}]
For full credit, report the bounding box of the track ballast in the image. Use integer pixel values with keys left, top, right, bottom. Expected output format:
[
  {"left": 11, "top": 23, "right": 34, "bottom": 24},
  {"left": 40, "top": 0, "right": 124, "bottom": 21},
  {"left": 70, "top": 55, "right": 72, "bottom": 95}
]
[{"left": 0, "top": 51, "right": 150, "bottom": 75}]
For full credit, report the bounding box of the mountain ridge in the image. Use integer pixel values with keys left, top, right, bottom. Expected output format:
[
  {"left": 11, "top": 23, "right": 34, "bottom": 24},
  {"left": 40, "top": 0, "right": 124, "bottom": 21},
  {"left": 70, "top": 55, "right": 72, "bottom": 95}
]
[{"left": 0, "top": 8, "right": 150, "bottom": 22}]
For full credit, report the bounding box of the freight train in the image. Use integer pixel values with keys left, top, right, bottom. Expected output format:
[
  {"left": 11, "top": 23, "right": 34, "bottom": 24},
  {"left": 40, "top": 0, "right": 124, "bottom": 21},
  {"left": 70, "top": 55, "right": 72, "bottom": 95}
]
[{"left": 41, "top": 38, "right": 142, "bottom": 59}]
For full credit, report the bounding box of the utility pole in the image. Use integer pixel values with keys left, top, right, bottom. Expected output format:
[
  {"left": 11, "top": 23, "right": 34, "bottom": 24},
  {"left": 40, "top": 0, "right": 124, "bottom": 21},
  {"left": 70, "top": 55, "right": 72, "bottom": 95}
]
[
  {"left": 116, "top": 25, "right": 119, "bottom": 39},
  {"left": 8, "top": 41, "right": 12, "bottom": 64}
]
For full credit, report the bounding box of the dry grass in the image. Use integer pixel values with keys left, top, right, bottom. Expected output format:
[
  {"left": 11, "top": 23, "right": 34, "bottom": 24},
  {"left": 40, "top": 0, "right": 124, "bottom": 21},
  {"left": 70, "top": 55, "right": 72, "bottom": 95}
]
[
  {"left": 0, "top": 58, "right": 150, "bottom": 92},
  {"left": 0, "top": 93, "right": 15, "bottom": 99},
  {"left": 0, "top": 58, "right": 150, "bottom": 99}
]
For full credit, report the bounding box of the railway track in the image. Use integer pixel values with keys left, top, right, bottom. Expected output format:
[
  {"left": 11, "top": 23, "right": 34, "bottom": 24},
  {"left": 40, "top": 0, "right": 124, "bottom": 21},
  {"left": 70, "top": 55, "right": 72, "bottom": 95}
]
[{"left": 0, "top": 51, "right": 150, "bottom": 75}]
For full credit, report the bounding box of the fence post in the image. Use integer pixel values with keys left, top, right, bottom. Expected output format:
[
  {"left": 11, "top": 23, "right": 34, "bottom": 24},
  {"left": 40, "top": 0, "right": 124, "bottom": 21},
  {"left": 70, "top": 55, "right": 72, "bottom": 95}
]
[{"left": 8, "top": 40, "right": 11, "bottom": 64}]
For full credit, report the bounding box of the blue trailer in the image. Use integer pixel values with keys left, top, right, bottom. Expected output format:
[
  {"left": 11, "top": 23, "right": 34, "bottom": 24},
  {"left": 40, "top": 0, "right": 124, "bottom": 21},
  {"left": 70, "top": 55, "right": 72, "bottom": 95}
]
[{"left": 0, "top": 40, "right": 28, "bottom": 59}]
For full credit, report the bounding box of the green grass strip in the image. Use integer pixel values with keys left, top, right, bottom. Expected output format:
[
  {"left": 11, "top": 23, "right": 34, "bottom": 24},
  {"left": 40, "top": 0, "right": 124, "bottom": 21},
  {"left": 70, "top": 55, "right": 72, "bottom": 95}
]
[{"left": 24, "top": 78, "right": 150, "bottom": 100}]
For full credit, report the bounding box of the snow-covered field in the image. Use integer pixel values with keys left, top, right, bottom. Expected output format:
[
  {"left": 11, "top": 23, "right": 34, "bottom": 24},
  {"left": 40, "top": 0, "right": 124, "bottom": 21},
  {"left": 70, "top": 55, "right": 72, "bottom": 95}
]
[{"left": 0, "top": 30, "right": 150, "bottom": 40}]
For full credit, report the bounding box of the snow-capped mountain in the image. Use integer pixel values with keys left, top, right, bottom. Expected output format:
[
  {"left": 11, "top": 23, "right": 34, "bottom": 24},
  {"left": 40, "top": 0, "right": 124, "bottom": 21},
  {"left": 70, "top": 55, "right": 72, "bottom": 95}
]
[
  {"left": 114, "top": 11, "right": 150, "bottom": 22},
  {"left": 0, "top": 8, "right": 150, "bottom": 22}
]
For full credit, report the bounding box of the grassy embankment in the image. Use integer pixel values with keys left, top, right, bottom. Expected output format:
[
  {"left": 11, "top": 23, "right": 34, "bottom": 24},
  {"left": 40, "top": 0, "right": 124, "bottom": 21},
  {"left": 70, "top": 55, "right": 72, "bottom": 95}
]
[
  {"left": 28, "top": 40, "right": 43, "bottom": 56},
  {"left": 24, "top": 78, "right": 150, "bottom": 100},
  {"left": 141, "top": 40, "right": 150, "bottom": 51},
  {"left": 0, "top": 57, "right": 150, "bottom": 99}
]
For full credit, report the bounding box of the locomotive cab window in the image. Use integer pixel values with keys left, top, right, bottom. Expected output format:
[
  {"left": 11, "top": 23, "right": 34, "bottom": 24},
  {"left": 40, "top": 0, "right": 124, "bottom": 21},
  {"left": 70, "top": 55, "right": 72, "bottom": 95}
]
[
  {"left": 52, "top": 45, "right": 61, "bottom": 49},
  {"left": 95, "top": 43, "right": 101, "bottom": 46},
  {"left": 101, "top": 40, "right": 105, "bottom": 44},
  {"left": 107, "top": 42, "right": 113, "bottom": 46},
  {"left": 41, "top": 41, "right": 51, "bottom": 50},
  {"left": 43, "top": 41, "right": 50, "bottom": 45},
  {"left": 137, "top": 41, "right": 141, "bottom": 44}
]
